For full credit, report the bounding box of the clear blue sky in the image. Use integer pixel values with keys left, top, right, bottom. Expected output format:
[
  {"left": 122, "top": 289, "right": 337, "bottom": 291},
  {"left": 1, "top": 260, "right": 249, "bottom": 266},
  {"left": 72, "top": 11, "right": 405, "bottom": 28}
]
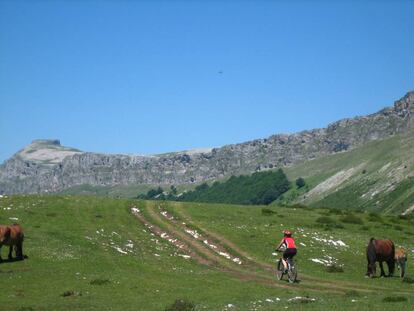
[{"left": 1, "top": 1, "right": 414, "bottom": 163}]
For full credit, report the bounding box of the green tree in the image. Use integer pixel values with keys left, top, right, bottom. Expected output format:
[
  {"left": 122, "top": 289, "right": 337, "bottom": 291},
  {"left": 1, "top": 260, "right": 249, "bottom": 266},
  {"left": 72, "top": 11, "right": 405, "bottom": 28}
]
[{"left": 295, "top": 177, "right": 306, "bottom": 188}]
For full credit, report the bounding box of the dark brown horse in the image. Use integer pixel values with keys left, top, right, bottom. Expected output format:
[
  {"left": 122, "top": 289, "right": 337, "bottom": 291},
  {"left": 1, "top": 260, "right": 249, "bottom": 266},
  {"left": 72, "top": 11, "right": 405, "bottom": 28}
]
[
  {"left": 0, "top": 224, "right": 24, "bottom": 261},
  {"left": 366, "top": 238, "right": 395, "bottom": 278}
]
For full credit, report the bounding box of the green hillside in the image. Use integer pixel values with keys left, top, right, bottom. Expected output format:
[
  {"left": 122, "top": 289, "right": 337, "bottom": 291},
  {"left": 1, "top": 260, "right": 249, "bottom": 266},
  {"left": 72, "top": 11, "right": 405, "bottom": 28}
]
[
  {"left": 283, "top": 129, "right": 414, "bottom": 214},
  {"left": 1, "top": 195, "right": 414, "bottom": 310}
]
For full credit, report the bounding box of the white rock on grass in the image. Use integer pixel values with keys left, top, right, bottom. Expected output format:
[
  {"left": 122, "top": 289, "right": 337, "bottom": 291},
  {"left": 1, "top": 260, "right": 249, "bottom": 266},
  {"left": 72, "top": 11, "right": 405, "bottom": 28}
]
[
  {"left": 185, "top": 229, "right": 201, "bottom": 239},
  {"left": 131, "top": 207, "right": 140, "bottom": 214}
]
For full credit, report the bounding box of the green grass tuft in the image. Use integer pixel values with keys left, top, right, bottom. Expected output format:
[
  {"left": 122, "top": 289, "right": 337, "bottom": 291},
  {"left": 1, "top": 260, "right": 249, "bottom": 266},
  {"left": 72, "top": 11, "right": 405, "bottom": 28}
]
[
  {"left": 90, "top": 278, "right": 111, "bottom": 285},
  {"left": 164, "top": 299, "right": 196, "bottom": 311},
  {"left": 382, "top": 296, "right": 407, "bottom": 303}
]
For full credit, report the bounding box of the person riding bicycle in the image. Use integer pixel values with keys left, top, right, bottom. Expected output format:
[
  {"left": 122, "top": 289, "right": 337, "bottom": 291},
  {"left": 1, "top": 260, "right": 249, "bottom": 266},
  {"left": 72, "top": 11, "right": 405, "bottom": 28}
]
[{"left": 275, "top": 230, "right": 297, "bottom": 272}]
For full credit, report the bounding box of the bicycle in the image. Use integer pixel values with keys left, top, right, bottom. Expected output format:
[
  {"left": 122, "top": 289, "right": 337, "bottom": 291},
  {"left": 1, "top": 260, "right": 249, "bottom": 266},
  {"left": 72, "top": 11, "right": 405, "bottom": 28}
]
[{"left": 275, "top": 250, "right": 297, "bottom": 283}]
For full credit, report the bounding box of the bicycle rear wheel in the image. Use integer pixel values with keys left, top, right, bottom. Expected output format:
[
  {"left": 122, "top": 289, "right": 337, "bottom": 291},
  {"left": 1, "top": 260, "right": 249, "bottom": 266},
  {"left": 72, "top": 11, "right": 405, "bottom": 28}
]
[{"left": 287, "top": 262, "right": 297, "bottom": 283}]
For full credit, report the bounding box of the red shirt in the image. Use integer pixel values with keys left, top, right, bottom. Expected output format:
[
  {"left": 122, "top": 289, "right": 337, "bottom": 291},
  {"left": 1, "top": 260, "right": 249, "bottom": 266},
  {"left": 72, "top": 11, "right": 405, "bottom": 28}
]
[{"left": 284, "top": 237, "right": 296, "bottom": 249}]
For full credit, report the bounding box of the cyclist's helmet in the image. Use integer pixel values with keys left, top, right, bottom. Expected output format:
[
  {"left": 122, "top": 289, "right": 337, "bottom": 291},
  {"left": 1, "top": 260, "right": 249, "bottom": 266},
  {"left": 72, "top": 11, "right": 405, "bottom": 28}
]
[{"left": 283, "top": 230, "right": 292, "bottom": 237}]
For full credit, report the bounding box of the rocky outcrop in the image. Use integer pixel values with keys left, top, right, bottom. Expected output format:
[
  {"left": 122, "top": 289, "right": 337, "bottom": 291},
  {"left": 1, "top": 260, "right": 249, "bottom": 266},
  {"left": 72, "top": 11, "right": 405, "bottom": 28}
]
[{"left": 1, "top": 91, "right": 413, "bottom": 194}]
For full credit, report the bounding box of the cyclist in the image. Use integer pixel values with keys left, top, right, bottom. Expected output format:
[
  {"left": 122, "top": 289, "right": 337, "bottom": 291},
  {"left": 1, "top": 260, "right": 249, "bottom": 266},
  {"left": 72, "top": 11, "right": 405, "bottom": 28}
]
[{"left": 275, "top": 230, "right": 297, "bottom": 272}]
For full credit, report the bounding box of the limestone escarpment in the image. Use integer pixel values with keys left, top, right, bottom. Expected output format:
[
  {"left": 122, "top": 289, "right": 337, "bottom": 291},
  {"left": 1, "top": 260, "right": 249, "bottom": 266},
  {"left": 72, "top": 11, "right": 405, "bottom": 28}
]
[{"left": 1, "top": 91, "right": 413, "bottom": 194}]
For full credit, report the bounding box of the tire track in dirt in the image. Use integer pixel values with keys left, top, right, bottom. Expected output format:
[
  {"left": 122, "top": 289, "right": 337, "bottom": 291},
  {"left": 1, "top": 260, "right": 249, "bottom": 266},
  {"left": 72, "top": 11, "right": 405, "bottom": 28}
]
[
  {"left": 171, "top": 203, "right": 414, "bottom": 295},
  {"left": 133, "top": 203, "right": 336, "bottom": 293},
  {"left": 141, "top": 202, "right": 373, "bottom": 294},
  {"left": 131, "top": 206, "right": 212, "bottom": 266}
]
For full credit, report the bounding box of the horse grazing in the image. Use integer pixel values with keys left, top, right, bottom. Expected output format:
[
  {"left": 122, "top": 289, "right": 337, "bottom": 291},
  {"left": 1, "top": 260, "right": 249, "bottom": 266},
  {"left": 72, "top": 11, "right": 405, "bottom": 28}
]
[
  {"left": 0, "top": 224, "right": 24, "bottom": 261},
  {"left": 366, "top": 238, "right": 395, "bottom": 278},
  {"left": 395, "top": 247, "right": 408, "bottom": 278}
]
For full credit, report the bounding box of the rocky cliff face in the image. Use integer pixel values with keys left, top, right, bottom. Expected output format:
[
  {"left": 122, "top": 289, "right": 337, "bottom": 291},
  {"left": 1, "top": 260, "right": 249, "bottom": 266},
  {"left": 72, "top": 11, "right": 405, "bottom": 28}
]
[{"left": 1, "top": 91, "right": 414, "bottom": 194}]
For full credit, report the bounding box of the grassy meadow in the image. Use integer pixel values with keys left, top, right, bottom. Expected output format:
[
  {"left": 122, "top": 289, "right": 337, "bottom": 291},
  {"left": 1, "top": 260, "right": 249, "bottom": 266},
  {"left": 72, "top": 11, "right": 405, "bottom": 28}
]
[{"left": 0, "top": 195, "right": 413, "bottom": 310}]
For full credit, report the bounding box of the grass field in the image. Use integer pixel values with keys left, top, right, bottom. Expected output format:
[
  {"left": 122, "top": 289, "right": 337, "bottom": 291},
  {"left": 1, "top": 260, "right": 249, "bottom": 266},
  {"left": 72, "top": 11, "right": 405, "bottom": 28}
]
[{"left": 1, "top": 195, "right": 414, "bottom": 310}]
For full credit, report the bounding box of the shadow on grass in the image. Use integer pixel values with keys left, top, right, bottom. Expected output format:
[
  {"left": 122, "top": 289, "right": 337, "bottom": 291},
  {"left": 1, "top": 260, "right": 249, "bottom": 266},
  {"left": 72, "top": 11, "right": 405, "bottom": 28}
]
[{"left": 0, "top": 255, "right": 28, "bottom": 264}]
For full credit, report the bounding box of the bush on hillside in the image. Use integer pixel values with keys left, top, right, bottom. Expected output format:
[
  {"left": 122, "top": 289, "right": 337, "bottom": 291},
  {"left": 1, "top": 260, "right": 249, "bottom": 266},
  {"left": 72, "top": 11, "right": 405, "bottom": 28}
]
[
  {"left": 316, "top": 216, "right": 336, "bottom": 224},
  {"left": 289, "top": 203, "right": 308, "bottom": 209},
  {"left": 340, "top": 214, "right": 364, "bottom": 225},
  {"left": 367, "top": 212, "right": 383, "bottom": 223},
  {"left": 295, "top": 177, "right": 306, "bottom": 188},
  {"left": 165, "top": 299, "right": 196, "bottom": 311},
  {"left": 261, "top": 208, "right": 277, "bottom": 216}
]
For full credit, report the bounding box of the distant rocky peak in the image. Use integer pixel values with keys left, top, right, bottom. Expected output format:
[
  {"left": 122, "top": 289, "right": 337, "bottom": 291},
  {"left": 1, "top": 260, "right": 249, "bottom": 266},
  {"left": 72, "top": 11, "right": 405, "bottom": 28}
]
[
  {"left": 31, "top": 139, "right": 61, "bottom": 146},
  {"left": 17, "top": 139, "right": 82, "bottom": 164},
  {"left": 394, "top": 91, "right": 414, "bottom": 113}
]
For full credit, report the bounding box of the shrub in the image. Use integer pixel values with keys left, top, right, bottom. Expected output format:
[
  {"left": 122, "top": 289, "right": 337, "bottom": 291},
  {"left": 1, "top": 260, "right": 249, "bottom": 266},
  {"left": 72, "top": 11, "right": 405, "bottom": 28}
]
[
  {"left": 295, "top": 177, "right": 306, "bottom": 188},
  {"left": 290, "top": 203, "right": 308, "bottom": 209},
  {"left": 326, "top": 264, "right": 344, "bottom": 273},
  {"left": 402, "top": 277, "right": 414, "bottom": 284},
  {"left": 261, "top": 208, "right": 277, "bottom": 216},
  {"left": 316, "top": 216, "right": 336, "bottom": 224},
  {"left": 360, "top": 225, "right": 370, "bottom": 231},
  {"left": 165, "top": 299, "right": 196, "bottom": 311},
  {"left": 322, "top": 223, "right": 345, "bottom": 231},
  {"left": 367, "top": 212, "right": 383, "bottom": 223},
  {"left": 382, "top": 296, "right": 407, "bottom": 303},
  {"left": 394, "top": 225, "right": 403, "bottom": 231},
  {"left": 328, "top": 209, "right": 344, "bottom": 215},
  {"left": 90, "top": 278, "right": 111, "bottom": 285},
  {"left": 340, "top": 214, "right": 364, "bottom": 225},
  {"left": 345, "top": 290, "right": 360, "bottom": 297},
  {"left": 61, "top": 290, "right": 82, "bottom": 297},
  {"left": 398, "top": 214, "right": 413, "bottom": 221}
]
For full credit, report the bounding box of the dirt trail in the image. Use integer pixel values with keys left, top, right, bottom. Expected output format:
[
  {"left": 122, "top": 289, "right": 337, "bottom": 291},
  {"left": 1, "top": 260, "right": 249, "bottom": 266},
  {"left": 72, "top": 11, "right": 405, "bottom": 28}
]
[
  {"left": 132, "top": 205, "right": 299, "bottom": 291},
  {"left": 137, "top": 203, "right": 374, "bottom": 294},
  {"left": 132, "top": 202, "right": 414, "bottom": 295},
  {"left": 171, "top": 203, "right": 414, "bottom": 294}
]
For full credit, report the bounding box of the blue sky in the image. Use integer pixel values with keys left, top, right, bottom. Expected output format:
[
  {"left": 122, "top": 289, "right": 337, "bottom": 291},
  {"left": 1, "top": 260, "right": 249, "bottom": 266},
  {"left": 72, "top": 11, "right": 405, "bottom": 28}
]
[{"left": 1, "top": 0, "right": 414, "bottom": 162}]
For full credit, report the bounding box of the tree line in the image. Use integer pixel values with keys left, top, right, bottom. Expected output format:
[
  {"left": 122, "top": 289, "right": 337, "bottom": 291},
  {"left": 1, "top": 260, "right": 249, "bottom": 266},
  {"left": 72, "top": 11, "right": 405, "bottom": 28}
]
[{"left": 138, "top": 169, "right": 305, "bottom": 205}]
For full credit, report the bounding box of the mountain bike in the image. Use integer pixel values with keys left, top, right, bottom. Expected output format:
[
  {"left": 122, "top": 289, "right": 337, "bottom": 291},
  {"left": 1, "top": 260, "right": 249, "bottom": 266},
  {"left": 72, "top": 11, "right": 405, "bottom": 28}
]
[{"left": 275, "top": 250, "right": 297, "bottom": 283}]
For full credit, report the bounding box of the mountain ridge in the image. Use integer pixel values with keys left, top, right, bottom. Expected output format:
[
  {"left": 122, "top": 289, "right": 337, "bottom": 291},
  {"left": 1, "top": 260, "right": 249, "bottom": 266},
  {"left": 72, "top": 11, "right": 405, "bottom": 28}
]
[{"left": 1, "top": 91, "right": 413, "bottom": 195}]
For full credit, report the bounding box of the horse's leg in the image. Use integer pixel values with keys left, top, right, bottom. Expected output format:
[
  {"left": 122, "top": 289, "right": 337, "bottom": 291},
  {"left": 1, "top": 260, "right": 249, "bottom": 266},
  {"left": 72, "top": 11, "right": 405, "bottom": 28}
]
[
  {"left": 16, "top": 242, "right": 23, "bottom": 260},
  {"left": 379, "top": 261, "right": 386, "bottom": 277},
  {"left": 366, "top": 262, "right": 372, "bottom": 277},
  {"left": 400, "top": 261, "right": 406, "bottom": 278},
  {"left": 8, "top": 245, "right": 13, "bottom": 260},
  {"left": 387, "top": 258, "right": 395, "bottom": 277}
]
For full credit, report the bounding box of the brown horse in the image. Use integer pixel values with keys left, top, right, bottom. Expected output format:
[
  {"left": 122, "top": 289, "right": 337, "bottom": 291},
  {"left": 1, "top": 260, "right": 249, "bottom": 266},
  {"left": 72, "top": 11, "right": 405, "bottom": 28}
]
[
  {"left": 395, "top": 247, "right": 408, "bottom": 278},
  {"left": 366, "top": 238, "right": 395, "bottom": 278},
  {"left": 0, "top": 224, "right": 24, "bottom": 261}
]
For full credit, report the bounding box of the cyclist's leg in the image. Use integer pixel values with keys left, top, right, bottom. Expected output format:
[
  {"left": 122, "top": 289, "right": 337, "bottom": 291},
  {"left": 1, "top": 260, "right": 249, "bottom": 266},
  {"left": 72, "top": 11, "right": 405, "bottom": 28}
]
[{"left": 282, "top": 251, "right": 289, "bottom": 271}]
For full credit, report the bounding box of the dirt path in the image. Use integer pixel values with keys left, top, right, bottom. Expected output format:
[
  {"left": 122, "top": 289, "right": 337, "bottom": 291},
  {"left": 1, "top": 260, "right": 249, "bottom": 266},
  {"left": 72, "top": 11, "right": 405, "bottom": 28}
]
[
  {"left": 171, "top": 203, "right": 414, "bottom": 295},
  {"left": 131, "top": 202, "right": 414, "bottom": 295},
  {"left": 132, "top": 205, "right": 302, "bottom": 291},
  {"left": 134, "top": 203, "right": 371, "bottom": 294}
]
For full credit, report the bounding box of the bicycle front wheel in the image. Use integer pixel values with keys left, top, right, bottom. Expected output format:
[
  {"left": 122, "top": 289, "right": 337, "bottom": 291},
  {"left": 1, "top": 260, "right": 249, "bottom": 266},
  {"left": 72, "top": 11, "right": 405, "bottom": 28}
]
[{"left": 276, "top": 259, "right": 284, "bottom": 280}]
